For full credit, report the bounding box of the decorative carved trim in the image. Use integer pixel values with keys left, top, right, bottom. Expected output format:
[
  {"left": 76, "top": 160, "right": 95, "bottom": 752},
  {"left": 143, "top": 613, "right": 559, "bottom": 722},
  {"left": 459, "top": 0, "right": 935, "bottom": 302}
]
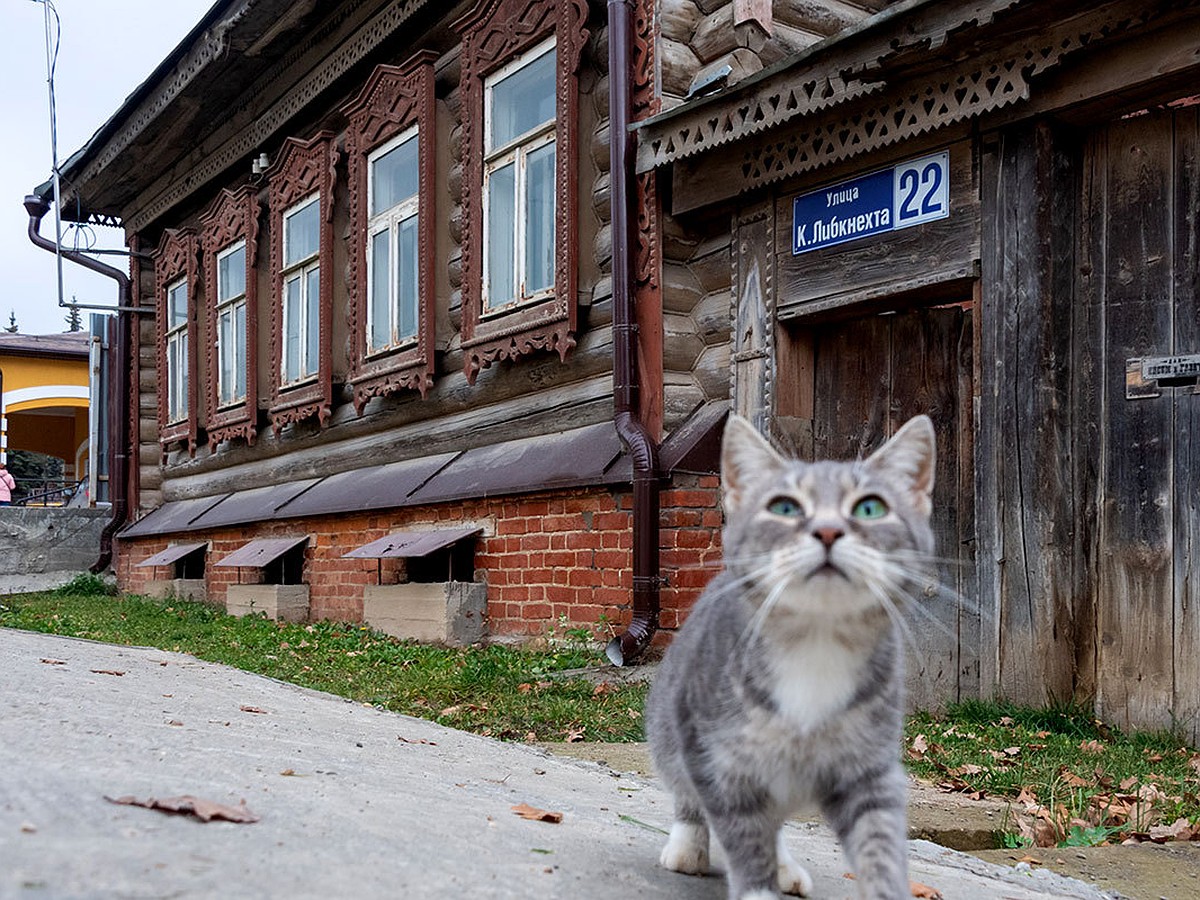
[
  {"left": 152, "top": 228, "right": 200, "bottom": 457},
  {"left": 120, "top": 0, "right": 433, "bottom": 234},
  {"left": 200, "top": 185, "right": 260, "bottom": 451},
  {"left": 462, "top": 321, "right": 577, "bottom": 384},
  {"left": 342, "top": 52, "right": 438, "bottom": 413},
  {"left": 266, "top": 132, "right": 339, "bottom": 435},
  {"left": 631, "top": 0, "right": 661, "bottom": 295},
  {"left": 642, "top": 0, "right": 1175, "bottom": 179},
  {"left": 455, "top": 0, "right": 589, "bottom": 383},
  {"left": 632, "top": 0, "right": 659, "bottom": 120},
  {"left": 638, "top": 74, "right": 883, "bottom": 172}
]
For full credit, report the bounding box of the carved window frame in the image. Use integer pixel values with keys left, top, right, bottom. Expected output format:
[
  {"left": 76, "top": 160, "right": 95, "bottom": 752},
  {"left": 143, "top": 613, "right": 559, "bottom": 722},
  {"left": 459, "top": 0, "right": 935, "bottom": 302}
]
[
  {"left": 200, "top": 186, "right": 260, "bottom": 451},
  {"left": 153, "top": 228, "right": 200, "bottom": 456},
  {"left": 455, "top": 0, "right": 589, "bottom": 383},
  {"left": 267, "top": 132, "right": 338, "bottom": 434},
  {"left": 342, "top": 52, "right": 437, "bottom": 412}
]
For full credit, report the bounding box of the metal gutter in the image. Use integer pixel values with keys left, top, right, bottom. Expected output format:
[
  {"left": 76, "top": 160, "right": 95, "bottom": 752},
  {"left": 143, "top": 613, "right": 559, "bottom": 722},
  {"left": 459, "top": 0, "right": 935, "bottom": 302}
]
[
  {"left": 24, "top": 193, "right": 148, "bottom": 573},
  {"left": 605, "top": 0, "right": 661, "bottom": 667}
]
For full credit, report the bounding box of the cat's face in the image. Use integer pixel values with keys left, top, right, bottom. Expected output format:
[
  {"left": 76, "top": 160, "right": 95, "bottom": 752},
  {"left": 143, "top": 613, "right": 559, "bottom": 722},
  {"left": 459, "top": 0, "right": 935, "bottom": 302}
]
[{"left": 719, "top": 415, "right": 936, "bottom": 619}]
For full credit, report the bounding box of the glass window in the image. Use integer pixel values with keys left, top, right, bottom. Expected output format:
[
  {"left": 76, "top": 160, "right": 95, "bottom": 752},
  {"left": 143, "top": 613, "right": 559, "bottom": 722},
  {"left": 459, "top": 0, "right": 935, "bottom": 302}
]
[
  {"left": 366, "top": 129, "right": 420, "bottom": 353},
  {"left": 483, "top": 40, "right": 556, "bottom": 310},
  {"left": 165, "top": 278, "right": 188, "bottom": 423},
  {"left": 280, "top": 194, "right": 321, "bottom": 384},
  {"left": 216, "top": 240, "right": 248, "bottom": 407}
]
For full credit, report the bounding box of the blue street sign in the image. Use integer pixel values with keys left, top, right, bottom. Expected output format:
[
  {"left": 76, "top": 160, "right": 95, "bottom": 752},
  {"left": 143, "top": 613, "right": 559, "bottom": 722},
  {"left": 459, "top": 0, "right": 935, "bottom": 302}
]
[{"left": 792, "top": 151, "right": 950, "bottom": 255}]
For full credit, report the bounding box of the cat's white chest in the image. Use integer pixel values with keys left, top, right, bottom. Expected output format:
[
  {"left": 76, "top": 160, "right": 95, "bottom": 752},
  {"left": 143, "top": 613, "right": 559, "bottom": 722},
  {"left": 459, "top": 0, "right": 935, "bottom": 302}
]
[{"left": 768, "top": 636, "right": 863, "bottom": 734}]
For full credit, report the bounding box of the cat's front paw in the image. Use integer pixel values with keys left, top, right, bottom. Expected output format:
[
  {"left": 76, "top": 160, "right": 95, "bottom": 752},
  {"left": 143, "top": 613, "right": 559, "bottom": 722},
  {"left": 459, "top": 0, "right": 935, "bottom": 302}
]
[
  {"left": 777, "top": 834, "right": 814, "bottom": 896},
  {"left": 660, "top": 821, "right": 710, "bottom": 875}
]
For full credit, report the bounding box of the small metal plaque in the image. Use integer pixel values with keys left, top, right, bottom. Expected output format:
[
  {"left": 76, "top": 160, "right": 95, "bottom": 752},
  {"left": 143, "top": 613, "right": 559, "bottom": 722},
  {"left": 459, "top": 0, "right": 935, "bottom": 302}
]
[
  {"left": 1141, "top": 354, "right": 1200, "bottom": 384},
  {"left": 1126, "top": 354, "right": 1200, "bottom": 400}
]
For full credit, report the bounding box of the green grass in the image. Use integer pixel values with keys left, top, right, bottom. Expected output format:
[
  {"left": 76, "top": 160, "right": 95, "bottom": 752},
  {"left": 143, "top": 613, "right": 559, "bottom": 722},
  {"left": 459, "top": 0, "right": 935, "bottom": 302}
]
[
  {"left": 0, "top": 589, "right": 645, "bottom": 743},
  {"left": 905, "top": 699, "right": 1200, "bottom": 846}
]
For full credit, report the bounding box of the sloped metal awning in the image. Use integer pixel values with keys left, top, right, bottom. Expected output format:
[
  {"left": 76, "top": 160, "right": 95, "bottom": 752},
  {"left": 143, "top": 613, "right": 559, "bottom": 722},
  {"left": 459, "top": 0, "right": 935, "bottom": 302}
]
[
  {"left": 213, "top": 536, "right": 308, "bottom": 568},
  {"left": 342, "top": 526, "right": 482, "bottom": 560},
  {"left": 121, "top": 495, "right": 227, "bottom": 538},
  {"left": 134, "top": 542, "right": 208, "bottom": 568},
  {"left": 190, "top": 480, "right": 320, "bottom": 530}
]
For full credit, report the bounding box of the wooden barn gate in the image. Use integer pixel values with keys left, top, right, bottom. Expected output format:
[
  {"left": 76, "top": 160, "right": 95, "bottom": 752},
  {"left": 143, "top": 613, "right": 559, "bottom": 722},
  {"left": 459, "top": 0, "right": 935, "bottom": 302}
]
[{"left": 980, "top": 108, "right": 1200, "bottom": 739}]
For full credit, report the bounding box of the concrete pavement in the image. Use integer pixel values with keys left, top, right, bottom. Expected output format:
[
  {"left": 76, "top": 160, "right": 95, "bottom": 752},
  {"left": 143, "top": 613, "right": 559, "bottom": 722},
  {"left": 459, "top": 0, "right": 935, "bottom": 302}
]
[{"left": 0, "top": 628, "right": 1119, "bottom": 899}]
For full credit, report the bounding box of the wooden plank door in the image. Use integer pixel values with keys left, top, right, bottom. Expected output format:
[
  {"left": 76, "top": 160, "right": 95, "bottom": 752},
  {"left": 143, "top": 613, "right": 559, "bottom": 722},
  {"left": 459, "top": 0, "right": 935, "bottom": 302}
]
[
  {"left": 788, "top": 305, "right": 976, "bottom": 710},
  {"left": 1084, "top": 107, "right": 1200, "bottom": 741}
]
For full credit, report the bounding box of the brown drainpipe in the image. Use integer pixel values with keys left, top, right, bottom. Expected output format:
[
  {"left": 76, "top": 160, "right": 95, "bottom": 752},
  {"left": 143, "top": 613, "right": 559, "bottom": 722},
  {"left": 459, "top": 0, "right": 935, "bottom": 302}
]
[
  {"left": 605, "top": 0, "right": 661, "bottom": 666},
  {"left": 25, "top": 193, "right": 138, "bottom": 574}
]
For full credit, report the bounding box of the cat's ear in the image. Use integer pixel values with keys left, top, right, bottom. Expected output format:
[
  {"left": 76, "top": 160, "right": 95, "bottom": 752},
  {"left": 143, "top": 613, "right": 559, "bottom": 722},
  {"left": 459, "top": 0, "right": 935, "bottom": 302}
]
[
  {"left": 721, "top": 414, "right": 785, "bottom": 513},
  {"left": 866, "top": 415, "right": 936, "bottom": 516}
]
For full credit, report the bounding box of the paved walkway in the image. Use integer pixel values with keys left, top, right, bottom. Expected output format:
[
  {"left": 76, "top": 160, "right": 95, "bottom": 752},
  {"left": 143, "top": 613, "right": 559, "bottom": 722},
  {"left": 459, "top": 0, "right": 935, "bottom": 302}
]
[{"left": 0, "top": 628, "right": 1118, "bottom": 899}]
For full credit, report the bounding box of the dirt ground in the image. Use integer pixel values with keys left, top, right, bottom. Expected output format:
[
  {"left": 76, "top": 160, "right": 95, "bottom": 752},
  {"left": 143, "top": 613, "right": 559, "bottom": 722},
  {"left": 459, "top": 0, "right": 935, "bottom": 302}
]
[{"left": 541, "top": 742, "right": 1200, "bottom": 900}]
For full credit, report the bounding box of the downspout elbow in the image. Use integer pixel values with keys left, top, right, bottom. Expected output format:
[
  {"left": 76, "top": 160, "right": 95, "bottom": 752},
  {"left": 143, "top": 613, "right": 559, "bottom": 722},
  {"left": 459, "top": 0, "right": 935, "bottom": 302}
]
[
  {"left": 24, "top": 193, "right": 131, "bottom": 574},
  {"left": 605, "top": 0, "right": 660, "bottom": 667}
]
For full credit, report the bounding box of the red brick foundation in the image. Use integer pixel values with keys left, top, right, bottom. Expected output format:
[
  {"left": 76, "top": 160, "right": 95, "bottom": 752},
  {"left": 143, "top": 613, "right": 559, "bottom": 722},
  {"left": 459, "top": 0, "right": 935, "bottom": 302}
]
[{"left": 117, "top": 475, "right": 723, "bottom": 642}]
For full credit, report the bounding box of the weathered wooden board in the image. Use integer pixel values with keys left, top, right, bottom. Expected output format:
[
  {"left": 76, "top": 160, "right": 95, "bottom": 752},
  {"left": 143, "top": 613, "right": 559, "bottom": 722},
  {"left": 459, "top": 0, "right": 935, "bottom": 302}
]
[
  {"left": 978, "top": 123, "right": 1079, "bottom": 707},
  {"left": 774, "top": 140, "right": 980, "bottom": 318},
  {"left": 1093, "top": 114, "right": 1176, "bottom": 732},
  {"left": 1172, "top": 107, "right": 1200, "bottom": 743}
]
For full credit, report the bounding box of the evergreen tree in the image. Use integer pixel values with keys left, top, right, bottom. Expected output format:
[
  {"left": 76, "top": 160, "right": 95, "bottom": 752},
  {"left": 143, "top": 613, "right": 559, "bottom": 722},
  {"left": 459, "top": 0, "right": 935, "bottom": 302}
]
[
  {"left": 65, "top": 304, "right": 83, "bottom": 332},
  {"left": 4, "top": 311, "right": 17, "bottom": 333}
]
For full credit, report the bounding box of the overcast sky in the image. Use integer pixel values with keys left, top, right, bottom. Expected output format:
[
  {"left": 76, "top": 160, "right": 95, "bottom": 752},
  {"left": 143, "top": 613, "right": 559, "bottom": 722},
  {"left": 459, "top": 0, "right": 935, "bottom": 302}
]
[{"left": 2, "top": 0, "right": 214, "bottom": 335}]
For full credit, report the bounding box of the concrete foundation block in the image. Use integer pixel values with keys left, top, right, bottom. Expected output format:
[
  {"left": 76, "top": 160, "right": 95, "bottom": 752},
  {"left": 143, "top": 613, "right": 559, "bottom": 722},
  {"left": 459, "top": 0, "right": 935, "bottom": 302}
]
[
  {"left": 363, "top": 581, "right": 486, "bottom": 645},
  {"left": 226, "top": 584, "right": 309, "bottom": 622},
  {"left": 145, "top": 578, "right": 209, "bottom": 604}
]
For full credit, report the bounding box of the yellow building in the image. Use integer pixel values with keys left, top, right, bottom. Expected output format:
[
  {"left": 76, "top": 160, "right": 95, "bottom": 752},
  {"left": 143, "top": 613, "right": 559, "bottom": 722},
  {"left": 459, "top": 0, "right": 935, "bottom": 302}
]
[{"left": 0, "top": 332, "right": 91, "bottom": 486}]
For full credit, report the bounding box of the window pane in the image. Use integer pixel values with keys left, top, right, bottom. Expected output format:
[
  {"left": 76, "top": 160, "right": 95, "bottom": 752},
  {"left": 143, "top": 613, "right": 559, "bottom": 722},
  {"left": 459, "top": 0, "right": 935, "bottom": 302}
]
[
  {"left": 305, "top": 266, "right": 320, "bottom": 377},
  {"left": 489, "top": 47, "right": 556, "bottom": 149},
  {"left": 486, "top": 162, "right": 516, "bottom": 307},
  {"left": 167, "top": 338, "right": 178, "bottom": 421},
  {"left": 234, "top": 300, "right": 246, "bottom": 403},
  {"left": 524, "top": 140, "right": 556, "bottom": 295},
  {"left": 284, "top": 275, "right": 301, "bottom": 382},
  {"left": 284, "top": 197, "right": 320, "bottom": 265},
  {"left": 370, "top": 136, "right": 419, "bottom": 216},
  {"left": 218, "top": 243, "right": 246, "bottom": 302},
  {"left": 169, "top": 333, "right": 188, "bottom": 422},
  {"left": 168, "top": 281, "right": 187, "bottom": 328},
  {"left": 397, "top": 215, "right": 419, "bottom": 341},
  {"left": 219, "top": 309, "right": 234, "bottom": 406},
  {"left": 370, "top": 229, "right": 391, "bottom": 351}
]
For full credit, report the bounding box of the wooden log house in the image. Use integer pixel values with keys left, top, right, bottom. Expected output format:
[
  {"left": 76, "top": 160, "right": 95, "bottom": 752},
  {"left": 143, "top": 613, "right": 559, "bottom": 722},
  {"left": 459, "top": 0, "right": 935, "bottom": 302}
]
[{"left": 28, "top": 0, "right": 1200, "bottom": 736}]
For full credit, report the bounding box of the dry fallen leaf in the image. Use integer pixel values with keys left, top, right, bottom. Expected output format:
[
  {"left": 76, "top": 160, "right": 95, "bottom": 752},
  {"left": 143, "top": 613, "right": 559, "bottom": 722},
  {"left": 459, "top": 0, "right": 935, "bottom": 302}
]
[
  {"left": 843, "top": 874, "right": 941, "bottom": 898},
  {"left": 397, "top": 736, "right": 437, "bottom": 746},
  {"left": 239, "top": 705, "right": 268, "bottom": 715},
  {"left": 167, "top": 720, "right": 184, "bottom": 727},
  {"left": 511, "top": 803, "right": 563, "bottom": 823},
  {"left": 1080, "top": 739, "right": 1106, "bottom": 754},
  {"left": 39, "top": 658, "right": 66, "bottom": 666},
  {"left": 90, "top": 669, "right": 125, "bottom": 677},
  {"left": 106, "top": 795, "right": 259, "bottom": 824}
]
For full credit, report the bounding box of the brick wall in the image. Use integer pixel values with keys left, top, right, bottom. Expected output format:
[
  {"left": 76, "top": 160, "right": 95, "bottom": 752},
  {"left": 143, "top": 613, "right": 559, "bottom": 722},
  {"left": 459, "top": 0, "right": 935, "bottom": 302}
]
[{"left": 117, "top": 476, "right": 723, "bottom": 641}]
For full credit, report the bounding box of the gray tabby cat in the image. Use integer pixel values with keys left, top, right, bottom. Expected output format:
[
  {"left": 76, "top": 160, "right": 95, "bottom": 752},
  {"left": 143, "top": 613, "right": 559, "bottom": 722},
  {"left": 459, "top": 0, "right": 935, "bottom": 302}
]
[{"left": 645, "top": 413, "right": 937, "bottom": 900}]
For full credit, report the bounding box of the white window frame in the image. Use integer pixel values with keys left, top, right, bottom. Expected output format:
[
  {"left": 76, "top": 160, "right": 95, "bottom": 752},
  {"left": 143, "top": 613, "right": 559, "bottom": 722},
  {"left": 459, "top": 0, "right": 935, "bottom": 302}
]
[
  {"left": 215, "top": 239, "right": 248, "bottom": 408},
  {"left": 165, "top": 277, "right": 189, "bottom": 424},
  {"left": 482, "top": 36, "right": 557, "bottom": 312},
  {"left": 366, "top": 126, "right": 421, "bottom": 354},
  {"left": 280, "top": 193, "right": 321, "bottom": 386}
]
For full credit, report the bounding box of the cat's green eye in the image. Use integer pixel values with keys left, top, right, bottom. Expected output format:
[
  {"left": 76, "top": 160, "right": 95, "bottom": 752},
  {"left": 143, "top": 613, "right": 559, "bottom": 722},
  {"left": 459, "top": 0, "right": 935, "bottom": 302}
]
[
  {"left": 766, "top": 496, "right": 803, "bottom": 517},
  {"left": 851, "top": 496, "right": 889, "bottom": 520}
]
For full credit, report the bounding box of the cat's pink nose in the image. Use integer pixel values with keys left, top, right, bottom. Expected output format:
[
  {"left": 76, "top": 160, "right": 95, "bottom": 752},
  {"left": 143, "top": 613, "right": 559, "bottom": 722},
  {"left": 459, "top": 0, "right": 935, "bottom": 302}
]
[{"left": 813, "top": 527, "right": 844, "bottom": 548}]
